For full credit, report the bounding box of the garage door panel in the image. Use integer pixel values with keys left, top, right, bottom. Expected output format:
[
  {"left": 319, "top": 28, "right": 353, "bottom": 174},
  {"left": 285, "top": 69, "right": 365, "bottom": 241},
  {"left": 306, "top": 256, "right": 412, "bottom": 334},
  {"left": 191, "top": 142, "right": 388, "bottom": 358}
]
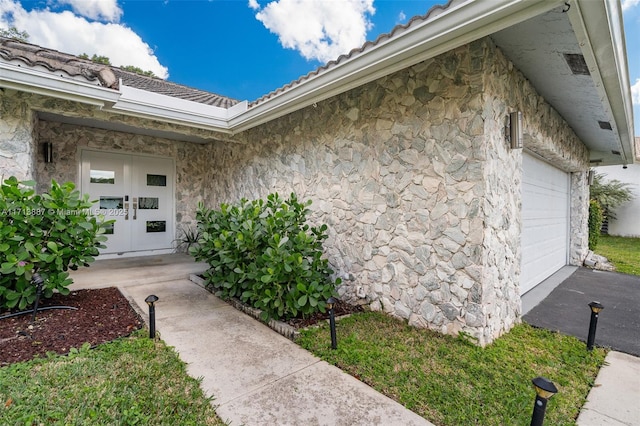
[{"left": 521, "top": 153, "right": 569, "bottom": 294}]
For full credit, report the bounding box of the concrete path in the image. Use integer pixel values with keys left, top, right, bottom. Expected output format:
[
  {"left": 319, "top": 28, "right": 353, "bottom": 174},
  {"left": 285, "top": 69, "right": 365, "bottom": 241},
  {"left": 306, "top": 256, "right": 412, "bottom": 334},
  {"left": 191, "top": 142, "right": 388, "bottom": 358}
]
[
  {"left": 576, "top": 351, "right": 640, "bottom": 425},
  {"left": 121, "top": 279, "right": 433, "bottom": 426}
]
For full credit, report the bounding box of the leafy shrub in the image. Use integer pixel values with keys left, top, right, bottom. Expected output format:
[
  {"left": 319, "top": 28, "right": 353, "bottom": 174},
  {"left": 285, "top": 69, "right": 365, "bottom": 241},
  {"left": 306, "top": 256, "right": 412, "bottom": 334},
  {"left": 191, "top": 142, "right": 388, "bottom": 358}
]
[
  {"left": 0, "top": 177, "right": 111, "bottom": 309},
  {"left": 191, "top": 193, "right": 339, "bottom": 320},
  {"left": 588, "top": 199, "right": 603, "bottom": 250}
]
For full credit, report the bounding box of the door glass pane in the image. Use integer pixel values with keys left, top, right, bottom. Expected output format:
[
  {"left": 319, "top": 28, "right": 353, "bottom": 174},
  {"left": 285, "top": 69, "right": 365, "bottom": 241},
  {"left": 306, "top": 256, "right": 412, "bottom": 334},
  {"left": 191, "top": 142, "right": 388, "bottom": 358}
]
[
  {"left": 147, "top": 174, "right": 167, "bottom": 187},
  {"left": 139, "top": 197, "right": 159, "bottom": 209},
  {"left": 103, "top": 223, "right": 115, "bottom": 235},
  {"left": 90, "top": 170, "right": 115, "bottom": 184},
  {"left": 99, "top": 197, "right": 123, "bottom": 209},
  {"left": 146, "top": 221, "right": 166, "bottom": 233}
]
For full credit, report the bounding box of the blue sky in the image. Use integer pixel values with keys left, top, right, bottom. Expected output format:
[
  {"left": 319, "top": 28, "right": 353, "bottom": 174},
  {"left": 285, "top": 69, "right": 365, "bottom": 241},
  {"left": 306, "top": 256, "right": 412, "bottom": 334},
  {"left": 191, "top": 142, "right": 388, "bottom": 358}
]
[{"left": 0, "top": 0, "right": 638, "bottom": 135}]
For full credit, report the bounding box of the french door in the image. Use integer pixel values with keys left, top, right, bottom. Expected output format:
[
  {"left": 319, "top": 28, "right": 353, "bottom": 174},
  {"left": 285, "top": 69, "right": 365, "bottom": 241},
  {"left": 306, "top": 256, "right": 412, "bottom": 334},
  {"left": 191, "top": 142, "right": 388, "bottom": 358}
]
[{"left": 80, "top": 150, "right": 174, "bottom": 255}]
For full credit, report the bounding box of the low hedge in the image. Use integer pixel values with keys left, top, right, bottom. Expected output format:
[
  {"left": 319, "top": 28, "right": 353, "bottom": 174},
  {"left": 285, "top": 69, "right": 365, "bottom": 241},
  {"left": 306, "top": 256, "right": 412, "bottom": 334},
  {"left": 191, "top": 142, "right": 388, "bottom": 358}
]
[{"left": 191, "top": 193, "right": 339, "bottom": 320}]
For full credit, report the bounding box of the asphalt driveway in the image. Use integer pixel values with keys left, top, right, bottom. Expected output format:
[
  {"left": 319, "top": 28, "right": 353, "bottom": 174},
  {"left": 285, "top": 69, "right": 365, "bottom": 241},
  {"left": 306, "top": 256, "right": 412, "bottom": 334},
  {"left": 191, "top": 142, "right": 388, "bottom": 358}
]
[{"left": 523, "top": 267, "right": 640, "bottom": 356}]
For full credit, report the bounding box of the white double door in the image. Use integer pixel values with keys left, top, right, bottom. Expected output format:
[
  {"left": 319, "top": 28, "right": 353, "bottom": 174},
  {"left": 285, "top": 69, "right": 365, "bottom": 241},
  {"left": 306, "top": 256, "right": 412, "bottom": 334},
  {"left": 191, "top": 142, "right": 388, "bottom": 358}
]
[{"left": 81, "top": 150, "right": 175, "bottom": 255}]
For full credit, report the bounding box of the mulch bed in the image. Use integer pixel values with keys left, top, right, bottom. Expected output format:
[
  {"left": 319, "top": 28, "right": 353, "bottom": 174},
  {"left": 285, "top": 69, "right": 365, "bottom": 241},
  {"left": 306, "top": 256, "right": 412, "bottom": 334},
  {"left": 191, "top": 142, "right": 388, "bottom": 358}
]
[
  {"left": 283, "top": 299, "right": 364, "bottom": 329},
  {"left": 0, "top": 287, "right": 142, "bottom": 366}
]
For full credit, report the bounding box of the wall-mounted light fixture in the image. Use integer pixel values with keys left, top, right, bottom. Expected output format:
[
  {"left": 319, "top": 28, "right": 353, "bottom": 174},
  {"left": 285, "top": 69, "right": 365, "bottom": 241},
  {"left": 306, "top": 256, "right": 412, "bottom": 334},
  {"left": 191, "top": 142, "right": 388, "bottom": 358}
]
[
  {"left": 587, "top": 170, "right": 594, "bottom": 185},
  {"left": 507, "top": 111, "right": 523, "bottom": 149},
  {"left": 43, "top": 142, "right": 53, "bottom": 163}
]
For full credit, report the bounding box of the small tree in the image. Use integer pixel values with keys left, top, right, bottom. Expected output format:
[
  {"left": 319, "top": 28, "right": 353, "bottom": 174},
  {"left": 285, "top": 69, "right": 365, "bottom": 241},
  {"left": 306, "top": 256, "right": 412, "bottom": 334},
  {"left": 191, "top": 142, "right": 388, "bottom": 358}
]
[
  {"left": 590, "top": 172, "right": 634, "bottom": 221},
  {"left": 0, "top": 177, "right": 111, "bottom": 309}
]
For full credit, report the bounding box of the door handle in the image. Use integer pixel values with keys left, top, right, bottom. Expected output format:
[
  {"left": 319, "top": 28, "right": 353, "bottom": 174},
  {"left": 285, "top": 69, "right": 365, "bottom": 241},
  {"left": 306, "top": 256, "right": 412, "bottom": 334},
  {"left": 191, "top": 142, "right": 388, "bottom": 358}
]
[
  {"left": 124, "top": 202, "right": 129, "bottom": 220},
  {"left": 133, "top": 197, "right": 138, "bottom": 220}
]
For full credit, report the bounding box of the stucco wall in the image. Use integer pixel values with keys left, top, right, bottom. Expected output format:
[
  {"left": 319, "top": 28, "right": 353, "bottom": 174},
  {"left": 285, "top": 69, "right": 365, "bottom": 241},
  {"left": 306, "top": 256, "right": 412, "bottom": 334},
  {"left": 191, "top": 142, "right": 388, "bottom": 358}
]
[{"left": 598, "top": 164, "right": 640, "bottom": 237}]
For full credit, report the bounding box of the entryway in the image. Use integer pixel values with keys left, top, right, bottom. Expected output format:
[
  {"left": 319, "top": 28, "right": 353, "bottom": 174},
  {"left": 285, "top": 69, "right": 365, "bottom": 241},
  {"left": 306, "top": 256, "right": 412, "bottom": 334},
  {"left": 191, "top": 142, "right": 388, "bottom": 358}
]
[{"left": 80, "top": 150, "right": 175, "bottom": 255}]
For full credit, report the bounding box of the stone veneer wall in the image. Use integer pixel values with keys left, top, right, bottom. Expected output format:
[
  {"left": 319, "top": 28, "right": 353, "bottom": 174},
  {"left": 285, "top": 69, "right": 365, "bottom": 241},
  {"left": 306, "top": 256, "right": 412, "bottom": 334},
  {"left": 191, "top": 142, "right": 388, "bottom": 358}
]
[
  {"left": 0, "top": 37, "right": 590, "bottom": 345},
  {"left": 205, "top": 38, "right": 590, "bottom": 345},
  {"left": 0, "top": 92, "right": 37, "bottom": 181},
  {"left": 35, "top": 121, "right": 211, "bottom": 232}
]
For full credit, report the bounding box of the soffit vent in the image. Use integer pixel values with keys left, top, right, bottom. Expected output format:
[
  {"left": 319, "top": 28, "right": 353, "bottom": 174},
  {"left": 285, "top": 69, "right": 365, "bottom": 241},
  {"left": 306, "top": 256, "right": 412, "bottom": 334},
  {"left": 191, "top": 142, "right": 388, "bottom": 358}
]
[
  {"left": 611, "top": 150, "right": 620, "bottom": 155},
  {"left": 564, "top": 53, "right": 590, "bottom": 75},
  {"left": 598, "top": 121, "right": 613, "bottom": 130}
]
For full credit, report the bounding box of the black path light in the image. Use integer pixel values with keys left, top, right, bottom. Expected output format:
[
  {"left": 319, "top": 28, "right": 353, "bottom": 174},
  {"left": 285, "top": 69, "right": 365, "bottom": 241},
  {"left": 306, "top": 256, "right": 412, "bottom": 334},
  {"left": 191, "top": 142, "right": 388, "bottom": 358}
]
[
  {"left": 145, "top": 295, "right": 159, "bottom": 339},
  {"left": 327, "top": 297, "right": 337, "bottom": 350},
  {"left": 530, "top": 376, "right": 558, "bottom": 426},
  {"left": 586, "top": 301, "right": 604, "bottom": 351},
  {"left": 30, "top": 272, "right": 45, "bottom": 323}
]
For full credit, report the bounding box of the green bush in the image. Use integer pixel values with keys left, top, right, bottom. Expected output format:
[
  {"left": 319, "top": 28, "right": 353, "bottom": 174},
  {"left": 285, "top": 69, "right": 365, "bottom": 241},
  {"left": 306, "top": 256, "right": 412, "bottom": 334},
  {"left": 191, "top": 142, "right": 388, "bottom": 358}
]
[
  {"left": 588, "top": 199, "right": 603, "bottom": 250},
  {"left": 191, "top": 193, "right": 339, "bottom": 321},
  {"left": 0, "top": 177, "right": 111, "bottom": 310}
]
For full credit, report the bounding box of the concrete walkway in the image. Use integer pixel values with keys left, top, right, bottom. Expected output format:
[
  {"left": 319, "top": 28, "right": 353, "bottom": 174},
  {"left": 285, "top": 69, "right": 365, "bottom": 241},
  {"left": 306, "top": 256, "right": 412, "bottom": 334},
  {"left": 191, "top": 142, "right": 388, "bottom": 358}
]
[
  {"left": 70, "top": 256, "right": 639, "bottom": 425},
  {"left": 121, "top": 279, "right": 432, "bottom": 426}
]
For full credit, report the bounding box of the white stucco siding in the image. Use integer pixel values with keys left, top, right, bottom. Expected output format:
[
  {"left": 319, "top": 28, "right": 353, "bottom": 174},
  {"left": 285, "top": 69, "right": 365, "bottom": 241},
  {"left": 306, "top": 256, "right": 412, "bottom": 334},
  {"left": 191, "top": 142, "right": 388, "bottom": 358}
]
[{"left": 598, "top": 164, "right": 640, "bottom": 237}]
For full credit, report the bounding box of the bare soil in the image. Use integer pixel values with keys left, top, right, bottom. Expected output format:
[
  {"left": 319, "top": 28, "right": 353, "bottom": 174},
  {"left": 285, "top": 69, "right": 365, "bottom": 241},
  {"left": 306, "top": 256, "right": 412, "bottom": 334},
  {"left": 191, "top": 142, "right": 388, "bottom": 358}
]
[{"left": 0, "top": 287, "right": 142, "bottom": 366}]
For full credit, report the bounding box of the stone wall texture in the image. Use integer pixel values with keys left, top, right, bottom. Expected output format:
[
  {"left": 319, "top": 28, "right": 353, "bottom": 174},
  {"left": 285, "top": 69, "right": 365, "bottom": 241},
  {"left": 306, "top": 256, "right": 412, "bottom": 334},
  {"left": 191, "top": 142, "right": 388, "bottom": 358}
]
[
  {"left": 0, "top": 92, "right": 36, "bottom": 181},
  {"left": 205, "top": 38, "right": 589, "bottom": 345},
  {"left": 0, "top": 37, "right": 590, "bottom": 345}
]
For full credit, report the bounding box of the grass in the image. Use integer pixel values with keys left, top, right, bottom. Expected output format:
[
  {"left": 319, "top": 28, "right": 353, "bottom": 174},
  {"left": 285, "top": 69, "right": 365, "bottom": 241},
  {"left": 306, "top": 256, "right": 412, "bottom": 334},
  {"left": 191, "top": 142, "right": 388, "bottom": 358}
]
[
  {"left": 298, "top": 312, "right": 606, "bottom": 426},
  {"left": 0, "top": 331, "right": 225, "bottom": 425},
  {"left": 594, "top": 234, "right": 640, "bottom": 276}
]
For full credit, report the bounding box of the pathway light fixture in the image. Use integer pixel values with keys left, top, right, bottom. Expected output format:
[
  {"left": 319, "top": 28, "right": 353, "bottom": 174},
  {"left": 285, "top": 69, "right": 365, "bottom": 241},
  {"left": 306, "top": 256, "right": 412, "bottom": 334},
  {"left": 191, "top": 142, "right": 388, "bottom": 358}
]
[
  {"left": 530, "top": 376, "right": 558, "bottom": 426},
  {"left": 145, "top": 295, "right": 159, "bottom": 339},
  {"left": 587, "top": 301, "right": 604, "bottom": 351},
  {"left": 327, "top": 297, "right": 337, "bottom": 350}
]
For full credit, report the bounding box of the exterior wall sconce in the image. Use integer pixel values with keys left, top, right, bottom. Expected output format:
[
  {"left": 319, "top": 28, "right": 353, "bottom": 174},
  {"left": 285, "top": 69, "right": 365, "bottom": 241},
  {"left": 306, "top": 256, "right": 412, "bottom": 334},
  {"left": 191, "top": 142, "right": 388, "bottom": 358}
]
[
  {"left": 507, "top": 111, "right": 523, "bottom": 149},
  {"left": 587, "top": 170, "right": 594, "bottom": 185},
  {"left": 43, "top": 142, "right": 53, "bottom": 163}
]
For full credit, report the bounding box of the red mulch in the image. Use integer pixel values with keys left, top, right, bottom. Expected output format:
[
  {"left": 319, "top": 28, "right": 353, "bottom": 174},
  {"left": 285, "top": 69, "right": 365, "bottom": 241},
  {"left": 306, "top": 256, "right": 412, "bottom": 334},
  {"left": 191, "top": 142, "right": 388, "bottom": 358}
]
[
  {"left": 284, "top": 299, "right": 364, "bottom": 328},
  {"left": 0, "top": 287, "right": 142, "bottom": 366}
]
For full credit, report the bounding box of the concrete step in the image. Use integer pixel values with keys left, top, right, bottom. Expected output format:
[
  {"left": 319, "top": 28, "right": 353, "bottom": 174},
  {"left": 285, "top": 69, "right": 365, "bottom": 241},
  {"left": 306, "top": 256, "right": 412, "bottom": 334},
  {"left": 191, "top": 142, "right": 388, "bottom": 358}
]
[{"left": 68, "top": 254, "right": 208, "bottom": 290}]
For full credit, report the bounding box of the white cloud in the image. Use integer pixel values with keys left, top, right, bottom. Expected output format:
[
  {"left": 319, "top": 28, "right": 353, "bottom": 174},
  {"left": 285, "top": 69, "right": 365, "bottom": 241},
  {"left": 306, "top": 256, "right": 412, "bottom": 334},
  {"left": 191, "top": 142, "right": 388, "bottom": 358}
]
[
  {"left": 0, "top": 0, "right": 168, "bottom": 78},
  {"left": 253, "top": 0, "right": 375, "bottom": 63},
  {"left": 622, "top": 0, "right": 640, "bottom": 12},
  {"left": 397, "top": 11, "right": 406, "bottom": 23},
  {"left": 632, "top": 78, "right": 640, "bottom": 105},
  {"left": 248, "top": 0, "right": 260, "bottom": 11},
  {"left": 57, "top": 0, "right": 122, "bottom": 22}
]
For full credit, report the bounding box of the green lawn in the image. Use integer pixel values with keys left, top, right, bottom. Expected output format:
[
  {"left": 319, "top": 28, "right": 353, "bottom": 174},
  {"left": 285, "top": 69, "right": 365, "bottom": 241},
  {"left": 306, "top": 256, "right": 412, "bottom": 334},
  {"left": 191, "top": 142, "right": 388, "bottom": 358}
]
[
  {"left": 595, "top": 234, "right": 640, "bottom": 276},
  {"left": 298, "top": 313, "right": 606, "bottom": 426},
  {"left": 0, "top": 332, "right": 225, "bottom": 425}
]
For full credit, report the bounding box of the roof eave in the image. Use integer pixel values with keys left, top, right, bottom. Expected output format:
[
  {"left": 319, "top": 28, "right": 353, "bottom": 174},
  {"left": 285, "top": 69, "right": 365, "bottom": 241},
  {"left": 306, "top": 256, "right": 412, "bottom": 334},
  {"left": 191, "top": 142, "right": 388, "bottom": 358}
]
[
  {"left": 0, "top": 62, "right": 120, "bottom": 107},
  {"left": 228, "top": 0, "right": 565, "bottom": 133},
  {"left": 567, "top": 0, "right": 636, "bottom": 165}
]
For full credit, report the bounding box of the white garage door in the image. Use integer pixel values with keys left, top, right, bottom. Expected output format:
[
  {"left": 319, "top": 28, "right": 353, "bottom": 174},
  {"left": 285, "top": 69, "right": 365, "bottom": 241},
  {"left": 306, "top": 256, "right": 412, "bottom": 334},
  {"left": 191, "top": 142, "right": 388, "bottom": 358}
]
[{"left": 521, "top": 153, "right": 569, "bottom": 295}]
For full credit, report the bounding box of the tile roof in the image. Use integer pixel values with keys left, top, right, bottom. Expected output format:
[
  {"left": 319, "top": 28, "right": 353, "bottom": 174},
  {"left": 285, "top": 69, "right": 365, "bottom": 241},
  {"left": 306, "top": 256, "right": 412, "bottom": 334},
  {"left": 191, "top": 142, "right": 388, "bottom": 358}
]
[
  {"left": 1, "top": 0, "right": 455, "bottom": 110},
  {"left": 0, "top": 36, "right": 239, "bottom": 108},
  {"left": 249, "top": 0, "right": 458, "bottom": 107}
]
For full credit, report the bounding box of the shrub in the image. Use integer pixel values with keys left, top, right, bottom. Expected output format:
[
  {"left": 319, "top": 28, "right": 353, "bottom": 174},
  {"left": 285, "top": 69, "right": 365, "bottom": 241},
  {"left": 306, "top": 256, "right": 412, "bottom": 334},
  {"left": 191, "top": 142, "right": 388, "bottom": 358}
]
[
  {"left": 0, "top": 177, "right": 111, "bottom": 310},
  {"left": 588, "top": 199, "right": 603, "bottom": 250},
  {"left": 191, "top": 193, "right": 339, "bottom": 320}
]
